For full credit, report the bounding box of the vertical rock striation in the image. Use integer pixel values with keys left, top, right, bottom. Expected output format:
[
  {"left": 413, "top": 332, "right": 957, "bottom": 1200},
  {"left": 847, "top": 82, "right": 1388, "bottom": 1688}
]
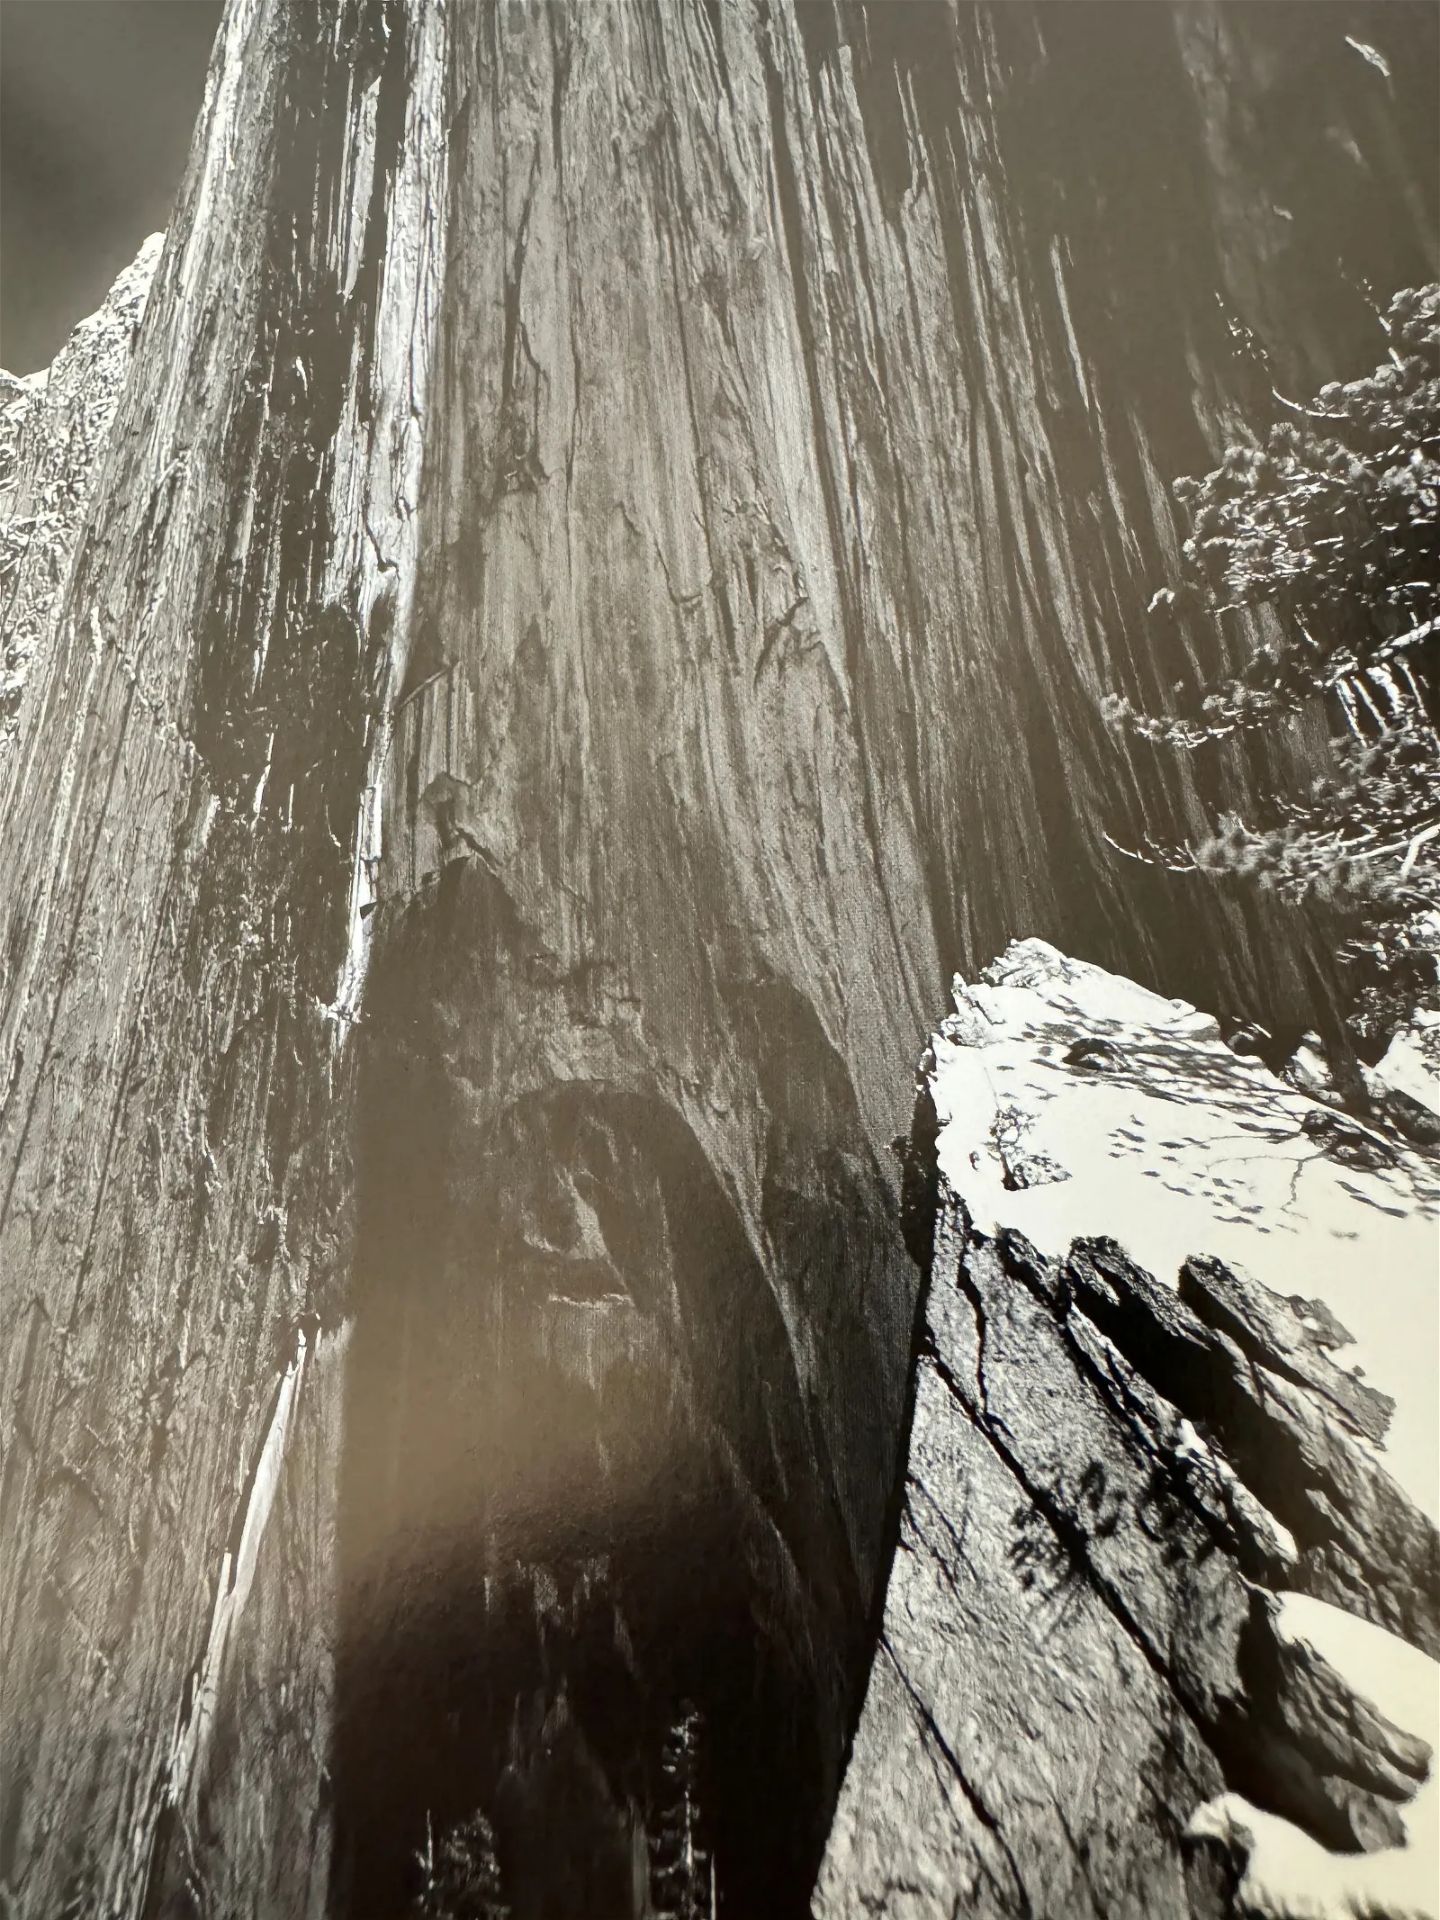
[
  {"left": 0, "top": 237, "right": 161, "bottom": 761},
  {"left": 0, "top": 2, "right": 448, "bottom": 1911},
  {"left": 0, "top": 5, "right": 1434, "bottom": 1917}
]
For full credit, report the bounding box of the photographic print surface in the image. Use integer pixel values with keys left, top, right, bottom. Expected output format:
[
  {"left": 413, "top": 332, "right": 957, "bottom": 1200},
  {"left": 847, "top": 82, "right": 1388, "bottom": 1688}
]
[{"left": 0, "top": 3, "right": 1436, "bottom": 1917}]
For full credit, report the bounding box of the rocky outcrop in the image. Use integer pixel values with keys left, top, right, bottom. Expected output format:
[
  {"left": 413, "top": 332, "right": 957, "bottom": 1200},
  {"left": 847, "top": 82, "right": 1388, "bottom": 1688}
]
[
  {"left": 0, "top": 4, "right": 1435, "bottom": 1917},
  {"left": 817, "top": 942, "right": 1439, "bottom": 1919},
  {"left": 0, "top": 237, "right": 160, "bottom": 760}
]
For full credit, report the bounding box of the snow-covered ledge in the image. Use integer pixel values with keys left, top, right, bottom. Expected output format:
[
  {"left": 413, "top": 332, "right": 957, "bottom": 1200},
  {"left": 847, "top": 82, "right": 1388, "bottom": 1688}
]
[
  {"left": 816, "top": 940, "right": 1438, "bottom": 1920},
  {"left": 934, "top": 940, "right": 1439, "bottom": 1523}
]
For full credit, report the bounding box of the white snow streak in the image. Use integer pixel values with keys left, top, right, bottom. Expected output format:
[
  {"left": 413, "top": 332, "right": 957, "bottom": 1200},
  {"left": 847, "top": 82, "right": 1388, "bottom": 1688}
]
[{"left": 165, "top": 1327, "right": 311, "bottom": 1815}]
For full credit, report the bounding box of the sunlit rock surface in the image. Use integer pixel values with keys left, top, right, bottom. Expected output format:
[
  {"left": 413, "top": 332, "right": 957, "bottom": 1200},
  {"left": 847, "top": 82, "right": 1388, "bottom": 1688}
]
[
  {"left": 816, "top": 941, "right": 1439, "bottom": 1919},
  {"left": 0, "top": 237, "right": 161, "bottom": 761}
]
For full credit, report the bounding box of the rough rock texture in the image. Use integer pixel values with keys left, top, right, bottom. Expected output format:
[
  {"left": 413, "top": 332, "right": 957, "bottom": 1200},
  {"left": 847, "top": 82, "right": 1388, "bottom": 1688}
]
[
  {"left": 0, "top": 237, "right": 160, "bottom": 759},
  {"left": 816, "top": 943, "right": 1439, "bottom": 1919},
  {"left": 0, "top": 3, "right": 443, "bottom": 1911},
  {"left": 0, "top": 4, "right": 1436, "bottom": 1918}
]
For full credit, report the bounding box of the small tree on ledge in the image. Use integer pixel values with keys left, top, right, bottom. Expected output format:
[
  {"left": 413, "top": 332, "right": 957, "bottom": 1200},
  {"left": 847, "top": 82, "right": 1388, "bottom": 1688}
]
[
  {"left": 649, "top": 1704, "right": 715, "bottom": 1920},
  {"left": 411, "top": 1809, "right": 510, "bottom": 1920},
  {"left": 1103, "top": 283, "right": 1440, "bottom": 1054}
]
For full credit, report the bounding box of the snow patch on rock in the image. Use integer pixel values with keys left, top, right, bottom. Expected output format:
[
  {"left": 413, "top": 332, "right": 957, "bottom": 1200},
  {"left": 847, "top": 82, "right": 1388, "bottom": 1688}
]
[
  {"left": 1188, "top": 1594, "right": 1438, "bottom": 1920},
  {"left": 926, "top": 937, "right": 1438, "bottom": 1919},
  {"left": 931, "top": 937, "right": 1440, "bottom": 1523},
  {"left": 1374, "top": 1015, "right": 1440, "bottom": 1123}
]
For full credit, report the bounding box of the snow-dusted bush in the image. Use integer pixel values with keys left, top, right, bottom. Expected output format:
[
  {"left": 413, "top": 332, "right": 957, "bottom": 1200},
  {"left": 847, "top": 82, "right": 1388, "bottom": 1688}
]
[{"left": 1104, "top": 285, "right": 1439, "bottom": 1046}]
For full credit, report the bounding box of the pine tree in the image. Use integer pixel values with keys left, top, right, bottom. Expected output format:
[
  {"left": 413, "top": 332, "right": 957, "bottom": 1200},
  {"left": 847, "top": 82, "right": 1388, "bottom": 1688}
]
[
  {"left": 1103, "top": 284, "right": 1440, "bottom": 1047},
  {"left": 412, "top": 1810, "right": 510, "bottom": 1920},
  {"left": 648, "top": 1706, "right": 714, "bottom": 1920}
]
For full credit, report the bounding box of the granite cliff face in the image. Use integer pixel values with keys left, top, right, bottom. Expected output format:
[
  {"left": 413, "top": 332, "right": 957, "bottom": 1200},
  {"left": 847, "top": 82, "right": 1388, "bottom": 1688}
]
[
  {"left": 0, "top": 237, "right": 160, "bottom": 759},
  {"left": 0, "top": 5, "right": 1435, "bottom": 1918}
]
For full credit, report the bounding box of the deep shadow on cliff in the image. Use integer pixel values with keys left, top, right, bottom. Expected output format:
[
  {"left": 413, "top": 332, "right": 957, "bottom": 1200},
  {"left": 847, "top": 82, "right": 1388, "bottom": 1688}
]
[{"left": 333, "top": 860, "right": 892, "bottom": 1916}]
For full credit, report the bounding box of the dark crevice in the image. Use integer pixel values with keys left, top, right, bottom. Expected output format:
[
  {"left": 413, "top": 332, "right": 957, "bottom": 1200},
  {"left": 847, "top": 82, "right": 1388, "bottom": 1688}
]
[
  {"left": 332, "top": 881, "right": 883, "bottom": 1918},
  {"left": 819, "top": 1078, "right": 940, "bottom": 1888}
]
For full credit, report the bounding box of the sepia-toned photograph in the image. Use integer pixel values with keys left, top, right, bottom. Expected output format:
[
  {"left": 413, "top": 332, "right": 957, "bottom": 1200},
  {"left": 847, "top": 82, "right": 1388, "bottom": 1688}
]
[{"left": 0, "top": 1, "right": 1436, "bottom": 1915}]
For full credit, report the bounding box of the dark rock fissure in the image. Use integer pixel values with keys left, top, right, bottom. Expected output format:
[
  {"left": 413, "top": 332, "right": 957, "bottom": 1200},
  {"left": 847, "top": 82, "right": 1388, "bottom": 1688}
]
[{"left": 332, "top": 867, "right": 880, "bottom": 1916}]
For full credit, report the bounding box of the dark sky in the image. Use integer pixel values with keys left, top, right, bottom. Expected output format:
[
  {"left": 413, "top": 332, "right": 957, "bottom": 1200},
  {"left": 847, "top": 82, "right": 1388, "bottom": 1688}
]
[{"left": 0, "top": 0, "right": 222, "bottom": 374}]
